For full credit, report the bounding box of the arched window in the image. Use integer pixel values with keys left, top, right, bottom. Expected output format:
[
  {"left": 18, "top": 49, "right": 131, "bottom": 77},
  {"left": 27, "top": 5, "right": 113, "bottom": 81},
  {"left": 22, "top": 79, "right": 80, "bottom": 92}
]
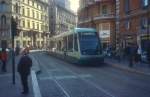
[
  {"left": 15, "top": 3, "right": 19, "bottom": 13},
  {"left": 1, "top": 15, "right": 6, "bottom": 26}
]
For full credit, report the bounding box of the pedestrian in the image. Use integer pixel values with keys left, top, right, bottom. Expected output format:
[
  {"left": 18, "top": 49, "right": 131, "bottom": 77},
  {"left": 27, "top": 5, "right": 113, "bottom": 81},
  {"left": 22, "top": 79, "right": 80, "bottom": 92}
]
[
  {"left": 133, "top": 44, "right": 138, "bottom": 64},
  {"left": 137, "top": 46, "right": 142, "bottom": 63},
  {"left": 147, "top": 45, "right": 150, "bottom": 67},
  {"left": 17, "top": 49, "right": 32, "bottom": 94},
  {"left": 0, "top": 48, "right": 8, "bottom": 72},
  {"left": 15, "top": 46, "right": 20, "bottom": 56},
  {"left": 127, "top": 43, "right": 136, "bottom": 67},
  {"left": 116, "top": 47, "right": 121, "bottom": 62}
]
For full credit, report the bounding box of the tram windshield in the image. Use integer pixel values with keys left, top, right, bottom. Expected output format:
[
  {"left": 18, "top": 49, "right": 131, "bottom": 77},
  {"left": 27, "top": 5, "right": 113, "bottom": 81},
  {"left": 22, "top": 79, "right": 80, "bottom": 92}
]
[{"left": 79, "top": 32, "right": 101, "bottom": 55}]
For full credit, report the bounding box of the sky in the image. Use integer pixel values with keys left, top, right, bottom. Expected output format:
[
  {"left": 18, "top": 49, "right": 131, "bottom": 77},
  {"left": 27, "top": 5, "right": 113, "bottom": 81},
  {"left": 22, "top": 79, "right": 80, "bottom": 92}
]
[{"left": 69, "top": 0, "right": 79, "bottom": 13}]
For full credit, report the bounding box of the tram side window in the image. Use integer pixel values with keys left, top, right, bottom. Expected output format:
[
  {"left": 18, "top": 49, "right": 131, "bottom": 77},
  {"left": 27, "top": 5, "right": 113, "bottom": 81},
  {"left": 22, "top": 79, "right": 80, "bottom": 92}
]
[
  {"left": 68, "top": 35, "right": 73, "bottom": 52},
  {"left": 57, "top": 41, "right": 61, "bottom": 51},
  {"left": 49, "top": 41, "right": 53, "bottom": 50},
  {"left": 74, "top": 34, "right": 78, "bottom": 51},
  {"left": 63, "top": 37, "right": 67, "bottom": 51}
]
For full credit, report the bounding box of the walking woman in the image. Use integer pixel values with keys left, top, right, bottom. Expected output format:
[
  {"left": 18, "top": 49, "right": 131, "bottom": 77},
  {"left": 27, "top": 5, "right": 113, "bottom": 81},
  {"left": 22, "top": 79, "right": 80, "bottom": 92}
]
[{"left": 0, "top": 48, "right": 8, "bottom": 72}]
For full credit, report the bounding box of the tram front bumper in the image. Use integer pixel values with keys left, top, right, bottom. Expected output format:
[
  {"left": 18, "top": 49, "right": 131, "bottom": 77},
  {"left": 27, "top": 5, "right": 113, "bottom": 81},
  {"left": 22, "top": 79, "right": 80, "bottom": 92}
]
[{"left": 78, "top": 56, "right": 104, "bottom": 65}]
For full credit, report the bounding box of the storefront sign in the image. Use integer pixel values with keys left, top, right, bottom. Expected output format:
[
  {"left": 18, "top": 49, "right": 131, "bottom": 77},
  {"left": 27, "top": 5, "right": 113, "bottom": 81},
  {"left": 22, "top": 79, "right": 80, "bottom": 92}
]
[{"left": 99, "top": 30, "right": 110, "bottom": 38}]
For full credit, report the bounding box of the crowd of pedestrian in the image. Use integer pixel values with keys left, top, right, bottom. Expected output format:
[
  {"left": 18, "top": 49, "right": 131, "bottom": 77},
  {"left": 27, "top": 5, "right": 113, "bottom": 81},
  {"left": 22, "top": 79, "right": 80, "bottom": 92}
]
[
  {"left": 0, "top": 46, "right": 32, "bottom": 95},
  {"left": 108, "top": 44, "right": 150, "bottom": 68}
]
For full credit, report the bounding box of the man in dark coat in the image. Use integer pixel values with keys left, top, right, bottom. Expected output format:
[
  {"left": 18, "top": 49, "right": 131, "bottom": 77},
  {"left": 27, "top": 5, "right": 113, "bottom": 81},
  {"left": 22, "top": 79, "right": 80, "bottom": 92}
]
[
  {"left": 17, "top": 50, "right": 32, "bottom": 94},
  {"left": 147, "top": 45, "right": 150, "bottom": 67}
]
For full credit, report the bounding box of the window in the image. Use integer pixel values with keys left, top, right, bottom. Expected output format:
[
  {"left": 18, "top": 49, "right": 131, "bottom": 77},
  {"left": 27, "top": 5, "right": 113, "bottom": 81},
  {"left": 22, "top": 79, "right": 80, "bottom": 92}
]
[
  {"left": 41, "top": 14, "right": 42, "bottom": 20},
  {"left": 36, "top": 22, "right": 38, "bottom": 29},
  {"left": 32, "top": 10, "right": 34, "bottom": 17},
  {"left": 68, "top": 35, "right": 73, "bottom": 51},
  {"left": 124, "top": 0, "right": 130, "bottom": 14},
  {"left": 37, "top": 23, "right": 39, "bottom": 30},
  {"left": 27, "top": 8, "right": 30, "bottom": 16},
  {"left": 0, "top": 1, "right": 7, "bottom": 12},
  {"left": 57, "top": 41, "right": 61, "bottom": 50},
  {"left": 102, "top": 5, "right": 108, "bottom": 15},
  {"left": 142, "top": 0, "right": 149, "bottom": 8},
  {"left": 22, "top": 20, "right": 25, "bottom": 27},
  {"left": 141, "top": 17, "right": 148, "bottom": 30},
  {"left": 79, "top": 32, "right": 100, "bottom": 55},
  {"left": 32, "top": 21, "right": 35, "bottom": 29},
  {"left": 32, "top": 1, "right": 34, "bottom": 6},
  {"left": 125, "top": 19, "right": 130, "bottom": 30},
  {"left": 63, "top": 37, "right": 67, "bottom": 51},
  {"left": 36, "top": 11, "right": 38, "bottom": 19},
  {"left": 27, "top": 20, "right": 30, "bottom": 28},
  {"left": 15, "top": 3, "right": 19, "bottom": 14},
  {"left": 28, "top": 0, "right": 30, "bottom": 4},
  {"left": 22, "top": 6, "right": 25, "bottom": 15},
  {"left": 1, "top": 15, "right": 6, "bottom": 26},
  {"left": 74, "top": 34, "right": 78, "bottom": 51},
  {"left": 144, "top": 0, "right": 148, "bottom": 6}
]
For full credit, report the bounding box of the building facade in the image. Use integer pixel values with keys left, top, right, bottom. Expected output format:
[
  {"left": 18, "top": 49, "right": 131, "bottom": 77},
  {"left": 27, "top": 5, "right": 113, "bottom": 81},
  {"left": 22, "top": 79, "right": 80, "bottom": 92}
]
[
  {"left": 119, "top": 0, "right": 150, "bottom": 52},
  {"left": 55, "top": 0, "right": 70, "bottom": 10},
  {"left": 0, "top": 0, "right": 11, "bottom": 48},
  {"left": 0, "top": 0, "right": 49, "bottom": 49},
  {"left": 49, "top": 0, "right": 77, "bottom": 36},
  {"left": 78, "top": 0, "right": 116, "bottom": 49}
]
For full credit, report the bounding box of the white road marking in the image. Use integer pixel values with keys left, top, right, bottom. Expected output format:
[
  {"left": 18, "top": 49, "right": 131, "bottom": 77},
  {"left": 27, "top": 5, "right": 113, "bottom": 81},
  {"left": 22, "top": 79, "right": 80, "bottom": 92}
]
[
  {"left": 0, "top": 73, "right": 11, "bottom": 77},
  {"left": 31, "top": 70, "right": 42, "bottom": 97},
  {"left": 39, "top": 74, "right": 92, "bottom": 80},
  {"left": 49, "top": 59, "right": 117, "bottom": 97}
]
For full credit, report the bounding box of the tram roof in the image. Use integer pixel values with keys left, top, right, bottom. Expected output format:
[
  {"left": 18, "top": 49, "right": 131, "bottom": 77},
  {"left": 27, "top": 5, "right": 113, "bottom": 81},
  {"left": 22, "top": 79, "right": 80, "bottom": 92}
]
[
  {"left": 75, "top": 28, "right": 97, "bottom": 33},
  {"left": 50, "top": 28, "right": 97, "bottom": 40}
]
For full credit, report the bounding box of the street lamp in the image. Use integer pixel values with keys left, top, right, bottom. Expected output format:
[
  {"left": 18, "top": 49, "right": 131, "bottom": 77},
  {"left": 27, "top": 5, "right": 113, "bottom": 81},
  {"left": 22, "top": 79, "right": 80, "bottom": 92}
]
[{"left": 11, "top": 16, "right": 18, "bottom": 84}]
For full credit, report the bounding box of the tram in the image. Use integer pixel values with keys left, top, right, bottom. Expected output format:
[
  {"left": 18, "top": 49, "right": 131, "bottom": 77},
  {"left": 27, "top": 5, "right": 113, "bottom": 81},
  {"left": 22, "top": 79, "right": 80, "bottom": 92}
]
[{"left": 48, "top": 28, "right": 104, "bottom": 65}]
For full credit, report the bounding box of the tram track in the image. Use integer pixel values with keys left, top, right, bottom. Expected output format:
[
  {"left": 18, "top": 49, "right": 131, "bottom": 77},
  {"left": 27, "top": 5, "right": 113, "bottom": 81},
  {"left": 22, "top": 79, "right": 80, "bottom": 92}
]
[{"left": 34, "top": 53, "right": 116, "bottom": 97}]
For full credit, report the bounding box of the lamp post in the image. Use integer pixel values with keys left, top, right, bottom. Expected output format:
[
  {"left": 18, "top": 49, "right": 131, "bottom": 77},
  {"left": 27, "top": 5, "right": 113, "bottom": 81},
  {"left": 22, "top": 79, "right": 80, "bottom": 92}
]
[{"left": 11, "top": 16, "right": 18, "bottom": 84}]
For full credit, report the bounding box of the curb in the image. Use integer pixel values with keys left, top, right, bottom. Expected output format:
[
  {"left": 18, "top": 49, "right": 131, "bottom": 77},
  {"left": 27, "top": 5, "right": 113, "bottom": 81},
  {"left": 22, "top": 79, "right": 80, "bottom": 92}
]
[
  {"left": 105, "top": 61, "right": 150, "bottom": 76},
  {"left": 31, "top": 70, "right": 42, "bottom": 97}
]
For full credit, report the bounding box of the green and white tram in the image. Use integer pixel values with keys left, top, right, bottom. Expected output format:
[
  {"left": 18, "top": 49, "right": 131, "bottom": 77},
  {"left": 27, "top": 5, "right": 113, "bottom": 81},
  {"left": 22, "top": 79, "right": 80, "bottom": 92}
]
[{"left": 48, "top": 28, "right": 104, "bottom": 65}]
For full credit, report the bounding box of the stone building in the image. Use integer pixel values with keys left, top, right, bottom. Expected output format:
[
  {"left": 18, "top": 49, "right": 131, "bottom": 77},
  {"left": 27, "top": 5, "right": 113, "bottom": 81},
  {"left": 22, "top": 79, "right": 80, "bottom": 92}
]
[
  {"left": 49, "top": 0, "right": 77, "bottom": 36},
  {"left": 0, "top": 0, "right": 49, "bottom": 49},
  {"left": 119, "top": 0, "right": 150, "bottom": 52},
  {"left": 0, "top": 0, "right": 11, "bottom": 48},
  {"left": 78, "top": 0, "right": 116, "bottom": 49}
]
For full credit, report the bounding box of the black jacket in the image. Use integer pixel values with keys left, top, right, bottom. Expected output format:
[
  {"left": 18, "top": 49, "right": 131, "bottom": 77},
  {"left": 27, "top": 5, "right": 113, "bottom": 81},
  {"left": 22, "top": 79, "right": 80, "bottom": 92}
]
[{"left": 17, "top": 55, "right": 32, "bottom": 75}]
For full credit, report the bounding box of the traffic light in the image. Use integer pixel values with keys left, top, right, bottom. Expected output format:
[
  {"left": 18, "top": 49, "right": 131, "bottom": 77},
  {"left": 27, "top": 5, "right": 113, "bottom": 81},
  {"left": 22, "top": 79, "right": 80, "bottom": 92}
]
[{"left": 11, "top": 17, "right": 18, "bottom": 36}]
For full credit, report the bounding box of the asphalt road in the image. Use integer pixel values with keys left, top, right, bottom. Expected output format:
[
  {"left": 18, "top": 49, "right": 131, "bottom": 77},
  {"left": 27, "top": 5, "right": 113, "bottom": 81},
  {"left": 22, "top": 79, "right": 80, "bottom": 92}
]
[{"left": 32, "top": 52, "right": 150, "bottom": 97}]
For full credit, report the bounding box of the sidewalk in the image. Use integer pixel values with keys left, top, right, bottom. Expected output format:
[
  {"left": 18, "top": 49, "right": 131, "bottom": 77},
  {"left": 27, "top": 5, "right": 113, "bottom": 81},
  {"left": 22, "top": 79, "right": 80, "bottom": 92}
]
[
  {"left": 105, "top": 57, "right": 150, "bottom": 76},
  {"left": 0, "top": 53, "right": 40, "bottom": 97}
]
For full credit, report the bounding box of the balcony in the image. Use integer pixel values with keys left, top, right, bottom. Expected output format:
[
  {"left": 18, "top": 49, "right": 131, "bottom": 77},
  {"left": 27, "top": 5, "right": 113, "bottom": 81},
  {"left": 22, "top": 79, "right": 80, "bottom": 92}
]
[
  {"left": 78, "top": 14, "right": 115, "bottom": 24},
  {"left": 95, "top": 0, "right": 115, "bottom": 3}
]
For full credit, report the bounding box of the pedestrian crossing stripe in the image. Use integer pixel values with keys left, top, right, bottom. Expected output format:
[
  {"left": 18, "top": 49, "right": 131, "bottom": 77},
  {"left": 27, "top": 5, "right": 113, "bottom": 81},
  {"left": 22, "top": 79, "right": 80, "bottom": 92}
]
[{"left": 39, "top": 74, "right": 92, "bottom": 80}]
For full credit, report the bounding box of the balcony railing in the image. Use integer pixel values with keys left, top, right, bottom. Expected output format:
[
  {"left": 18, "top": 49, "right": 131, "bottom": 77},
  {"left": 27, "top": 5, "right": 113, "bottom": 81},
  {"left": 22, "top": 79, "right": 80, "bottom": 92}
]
[
  {"left": 79, "top": 0, "right": 115, "bottom": 11},
  {"left": 121, "top": 6, "right": 150, "bottom": 18},
  {"left": 78, "top": 14, "right": 115, "bottom": 24}
]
